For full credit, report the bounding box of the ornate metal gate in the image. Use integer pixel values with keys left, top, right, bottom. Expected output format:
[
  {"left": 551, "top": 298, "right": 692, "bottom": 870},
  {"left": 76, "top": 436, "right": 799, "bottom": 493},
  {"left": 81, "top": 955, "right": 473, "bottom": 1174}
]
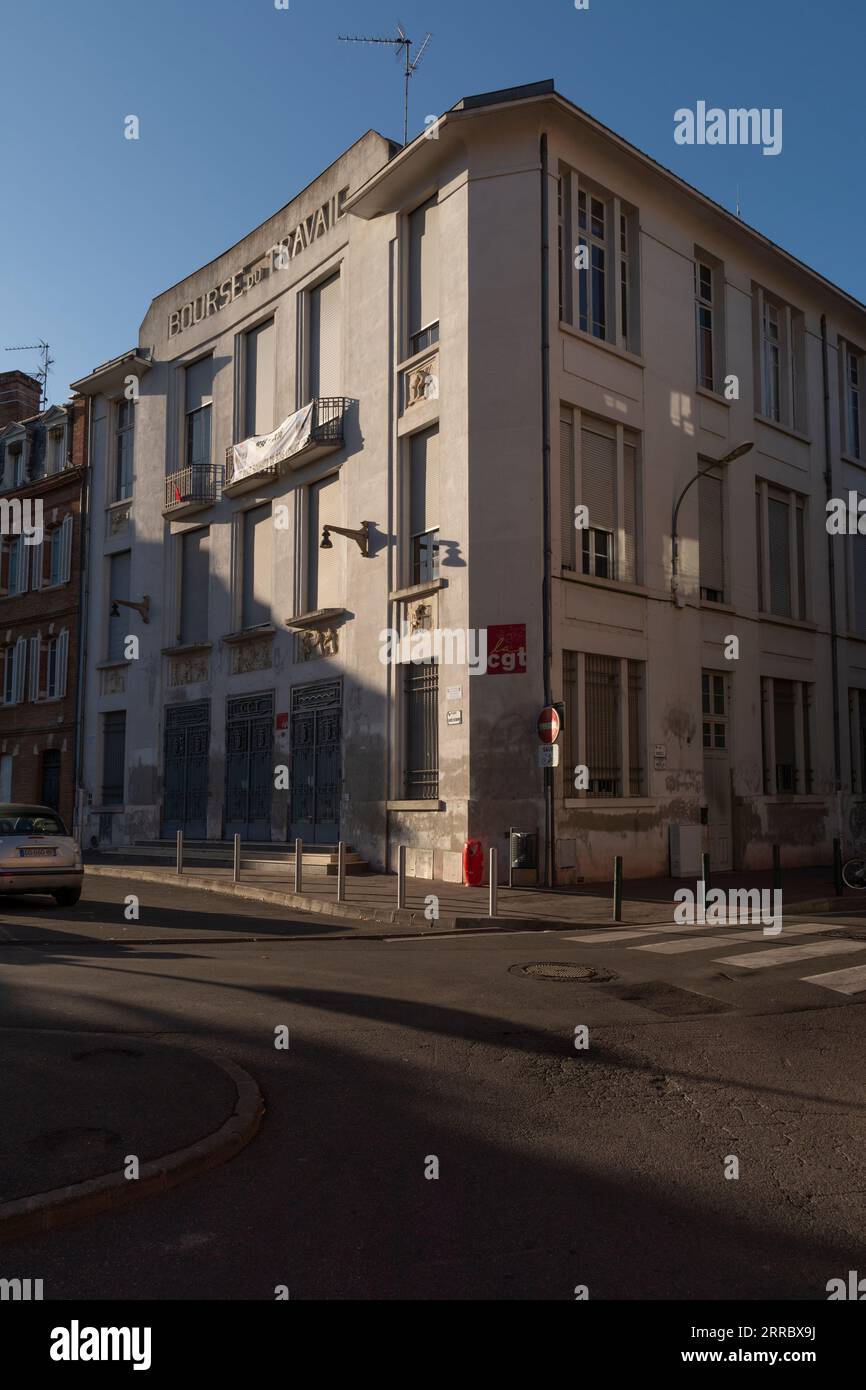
[
  {"left": 224, "top": 691, "right": 274, "bottom": 841},
  {"left": 290, "top": 679, "right": 342, "bottom": 845},
  {"left": 163, "top": 701, "right": 210, "bottom": 839}
]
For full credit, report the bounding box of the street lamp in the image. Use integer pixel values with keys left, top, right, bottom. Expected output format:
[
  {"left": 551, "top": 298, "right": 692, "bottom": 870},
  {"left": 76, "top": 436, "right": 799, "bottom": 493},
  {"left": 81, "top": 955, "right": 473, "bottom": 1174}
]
[{"left": 671, "top": 441, "right": 754, "bottom": 600}]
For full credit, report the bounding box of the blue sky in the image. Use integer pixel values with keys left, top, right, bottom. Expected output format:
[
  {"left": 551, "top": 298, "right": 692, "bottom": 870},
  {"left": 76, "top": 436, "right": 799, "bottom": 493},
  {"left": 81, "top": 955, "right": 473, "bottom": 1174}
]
[{"left": 1, "top": 0, "right": 863, "bottom": 405}]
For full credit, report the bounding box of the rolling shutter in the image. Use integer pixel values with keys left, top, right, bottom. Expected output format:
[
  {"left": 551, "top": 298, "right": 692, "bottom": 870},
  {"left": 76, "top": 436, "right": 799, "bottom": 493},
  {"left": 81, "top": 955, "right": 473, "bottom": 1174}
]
[
  {"left": 31, "top": 539, "right": 44, "bottom": 591},
  {"left": 409, "top": 427, "right": 439, "bottom": 539},
  {"left": 244, "top": 319, "right": 276, "bottom": 439},
  {"left": 768, "top": 494, "right": 791, "bottom": 616},
  {"left": 580, "top": 423, "right": 616, "bottom": 532},
  {"left": 623, "top": 437, "right": 638, "bottom": 583},
  {"left": 409, "top": 197, "right": 440, "bottom": 340}
]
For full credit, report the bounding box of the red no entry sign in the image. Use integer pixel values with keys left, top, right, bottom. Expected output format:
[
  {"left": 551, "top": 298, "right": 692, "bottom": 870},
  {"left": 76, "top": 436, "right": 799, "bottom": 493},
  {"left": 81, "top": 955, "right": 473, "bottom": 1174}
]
[{"left": 537, "top": 706, "right": 560, "bottom": 744}]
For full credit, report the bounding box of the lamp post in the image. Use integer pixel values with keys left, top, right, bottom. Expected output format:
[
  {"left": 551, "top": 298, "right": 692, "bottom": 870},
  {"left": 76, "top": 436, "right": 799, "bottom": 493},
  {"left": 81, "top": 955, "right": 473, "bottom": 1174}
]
[{"left": 671, "top": 441, "right": 753, "bottom": 601}]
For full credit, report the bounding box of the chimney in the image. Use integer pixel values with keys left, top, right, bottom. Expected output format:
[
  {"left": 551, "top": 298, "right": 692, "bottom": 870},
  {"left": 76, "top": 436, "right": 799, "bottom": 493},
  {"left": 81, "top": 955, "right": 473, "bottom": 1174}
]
[{"left": 0, "top": 371, "right": 42, "bottom": 429}]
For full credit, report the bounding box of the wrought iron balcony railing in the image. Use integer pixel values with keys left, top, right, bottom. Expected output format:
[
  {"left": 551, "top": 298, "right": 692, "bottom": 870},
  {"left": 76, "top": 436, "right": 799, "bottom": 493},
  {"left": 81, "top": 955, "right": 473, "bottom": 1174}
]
[
  {"left": 224, "top": 396, "right": 348, "bottom": 491},
  {"left": 164, "top": 463, "right": 221, "bottom": 514}
]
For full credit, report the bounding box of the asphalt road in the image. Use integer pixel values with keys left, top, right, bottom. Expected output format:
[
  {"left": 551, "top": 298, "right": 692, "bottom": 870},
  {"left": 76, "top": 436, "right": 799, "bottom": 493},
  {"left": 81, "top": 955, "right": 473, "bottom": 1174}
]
[{"left": 2, "top": 876, "right": 866, "bottom": 1300}]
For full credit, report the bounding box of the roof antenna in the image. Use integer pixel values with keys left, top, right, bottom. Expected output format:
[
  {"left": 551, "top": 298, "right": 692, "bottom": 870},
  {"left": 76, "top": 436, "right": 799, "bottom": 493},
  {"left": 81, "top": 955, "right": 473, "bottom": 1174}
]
[
  {"left": 339, "top": 22, "right": 433, "bottom": 147},
  {"left": 3, "top": 340, "right": 53, "bottom": 410}
]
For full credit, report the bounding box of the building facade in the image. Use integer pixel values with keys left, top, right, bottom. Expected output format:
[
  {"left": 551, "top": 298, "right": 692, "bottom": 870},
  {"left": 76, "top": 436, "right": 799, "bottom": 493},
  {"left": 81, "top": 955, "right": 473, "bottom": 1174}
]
[
  {"left": 73, "top": 82, "right": 866, "bottom": 880},
  {"left": 0, "top": 371, "right": 87, "bottom": 827}
]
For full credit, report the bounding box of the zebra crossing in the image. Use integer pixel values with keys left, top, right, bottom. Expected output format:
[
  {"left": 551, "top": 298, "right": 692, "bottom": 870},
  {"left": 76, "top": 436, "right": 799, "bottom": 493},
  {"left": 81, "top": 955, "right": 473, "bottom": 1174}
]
[{"left": 566, "top": 921, "right": 866, "bottom": 997}]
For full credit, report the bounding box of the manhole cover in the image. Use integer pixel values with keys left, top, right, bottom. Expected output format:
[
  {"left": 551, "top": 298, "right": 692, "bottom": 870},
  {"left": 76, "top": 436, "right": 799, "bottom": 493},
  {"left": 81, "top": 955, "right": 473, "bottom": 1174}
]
[{"left": 510, "top": 962, "right": 616, "bottom": 983}]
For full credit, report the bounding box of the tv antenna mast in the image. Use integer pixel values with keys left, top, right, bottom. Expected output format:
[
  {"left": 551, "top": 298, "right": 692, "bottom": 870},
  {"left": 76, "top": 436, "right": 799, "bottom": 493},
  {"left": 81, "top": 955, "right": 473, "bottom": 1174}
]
[
  {"left": 3, "top": 340, "right": 53, "bottom": 410},
  {"left": 338, "top": 23, "right": 432, "bottom": 147}
]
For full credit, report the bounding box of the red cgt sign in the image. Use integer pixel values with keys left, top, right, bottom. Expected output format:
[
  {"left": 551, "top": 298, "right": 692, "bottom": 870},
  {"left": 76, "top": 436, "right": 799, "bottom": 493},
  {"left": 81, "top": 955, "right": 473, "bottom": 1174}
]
[{"left": 486, "top": 624, "right": 527, "bottom": 675}]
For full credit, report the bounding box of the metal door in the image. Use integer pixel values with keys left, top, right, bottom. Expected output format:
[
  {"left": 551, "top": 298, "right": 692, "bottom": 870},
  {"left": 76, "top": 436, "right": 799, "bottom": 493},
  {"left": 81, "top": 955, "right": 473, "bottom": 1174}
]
[
  {"left": 224, "top": 692, "right": 274, "bottom": 841},
  {"left": 290, "top": 679, "right": 342, "bottom": 845},
  {"left": 163, "top": 701, "right": 210, "bottom": 838},
  {"left": 702, "top": 672, "right": 732, "bottom": 871}
]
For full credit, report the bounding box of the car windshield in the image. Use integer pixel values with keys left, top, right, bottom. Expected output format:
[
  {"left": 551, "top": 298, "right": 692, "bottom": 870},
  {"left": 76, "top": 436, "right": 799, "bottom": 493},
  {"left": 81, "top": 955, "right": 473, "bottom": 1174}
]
[{"left": 0, "top": 814, "right": 67, "bottom": 836}]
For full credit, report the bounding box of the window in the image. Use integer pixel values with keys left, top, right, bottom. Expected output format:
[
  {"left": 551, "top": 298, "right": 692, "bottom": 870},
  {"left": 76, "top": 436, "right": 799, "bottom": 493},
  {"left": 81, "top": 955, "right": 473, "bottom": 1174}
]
[
  {"left": 409, "top": 426, "right": 440, "bottom": 585},
  {"left": 180, "top": 528, "right": 209, "bottom": 644},
  {"left": 185, "top": 356, "right": 213, "bottom": 472},
  {"left": 702, "top": 672, "right": 728, "bottom": 750},
  {"left": 695, "top": 256, "right": 723, "bottom": 391},
  {"left": 561, "top": 410, "right": 640, "bottom": 582},
  {"left": 761, "top": 677, "right": 813, "bottom": 794},
  {"left": 27, "top": 426, "right": 45, "bottom": 481},
  {"left": 567, "top": 177, "right": 638, "bottom": 352},
  {"left": 755, "top": 286, "right": 806, "bottom": 431},
  {"left": 308, "top": 272, "right": 342, "bottom": 399},
  {"left": 756, "top": 482, "right": 807, "bottom": 619},
  {"left": 48, "top": 425, "right": 66, "bottom": 476},
  {"left": 243, "top": 318, "right": 275, "bottom": 440},
  {"left": 33, "top": 516, "right": 72, "bottom": 590},
  {"left": 30, "top": 630, "right": 69, "bottom": 701},
  {"left": 102, "top": 711, "right": 126, "bottom": 806},
  {"left": 9, "top": 443, "right": 25, "bottom": 487},
  {"left": 114, "top": 399, "right": 134, "bottom": 501},
  {"left": 404, "top": 658, "right": 439, "bottom": 799},
  {"left": 2, "top": 638, "right": 26, "bottom": 705},
  {"left": 563, "top": 651, "right": 647, "bottom": 798},
  {"left": 843, "top": 341, "right": 864, "bottom": 460},
  {"left": 699, "top": 468, "right": 724, "bottom": 601},
  {"left": 241, "top": 504, "right": 273, "bottom": 630},
  {"left": 408, "top": 197, "right": 440, "bottom": 356},
  {"left": 107, "top": 551, "right": 131, "bottom": 660},
  {"left": 306, "top": 475, "right": 341, "bottom": 612}
]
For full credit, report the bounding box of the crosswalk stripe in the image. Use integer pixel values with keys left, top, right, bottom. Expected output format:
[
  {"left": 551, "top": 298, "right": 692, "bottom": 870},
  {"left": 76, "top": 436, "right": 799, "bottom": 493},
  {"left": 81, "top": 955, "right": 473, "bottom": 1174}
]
[
  {"left": 565, "top": 929, "right": 665, "bottom": 944},
  {"left": 632, "top": 935, "right": 742, "bottom": 954},
  {"left": 801, "top": 963, "right": 866, "bottom": 995},
  {"left": 715, "top": 941, "right": 866, "bottom": 970}
]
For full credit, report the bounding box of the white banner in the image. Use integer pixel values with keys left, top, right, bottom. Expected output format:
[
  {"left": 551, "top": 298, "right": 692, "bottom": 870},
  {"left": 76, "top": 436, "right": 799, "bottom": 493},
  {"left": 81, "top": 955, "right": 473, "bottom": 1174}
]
[{"left": 228, "top": 402, "right": 314, "bottom": 482}]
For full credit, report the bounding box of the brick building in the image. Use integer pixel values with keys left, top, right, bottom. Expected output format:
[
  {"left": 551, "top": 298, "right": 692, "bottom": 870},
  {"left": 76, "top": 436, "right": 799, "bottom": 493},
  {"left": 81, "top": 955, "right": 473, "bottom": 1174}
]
[{"left": 0, "top": 371, "right": 87, "bottom": 827}]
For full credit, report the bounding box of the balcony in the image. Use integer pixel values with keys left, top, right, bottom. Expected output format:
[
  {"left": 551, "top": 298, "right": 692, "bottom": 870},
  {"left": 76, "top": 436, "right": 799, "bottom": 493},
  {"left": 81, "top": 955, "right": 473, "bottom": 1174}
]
[
  {"left": 223, "top": 397, "right": 348, "bottom": 498},
  {"left": 164, "top": 463, "right": 221, "bottom": 518}
]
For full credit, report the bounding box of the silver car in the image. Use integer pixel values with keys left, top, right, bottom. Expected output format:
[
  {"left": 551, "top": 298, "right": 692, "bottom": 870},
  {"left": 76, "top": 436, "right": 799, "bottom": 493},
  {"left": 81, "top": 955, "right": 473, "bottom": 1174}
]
[{"left": 0, "top": 804, "right": 83, "bottom": 907}]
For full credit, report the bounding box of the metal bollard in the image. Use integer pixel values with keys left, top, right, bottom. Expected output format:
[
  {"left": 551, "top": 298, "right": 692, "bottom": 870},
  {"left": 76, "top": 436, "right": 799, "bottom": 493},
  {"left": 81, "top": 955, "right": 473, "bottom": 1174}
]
[
  {"left": 772, "top": 844, "right": 782, "bottom": 894},
  {"left": 294, "top": 838, "right": 303, "bottom": 894},
  {"left": 613, "top": 855, "right": 623, "bottom": 922},
  {"left": 397, "top": 845, "right": 406, "bottom": 909},
  {"left": 176, "top": 829, "right": 183, "bottom": 876},
  {"left": 489, "top": 846, "right": 498, "bottom": 917},
  {"left": 701, "top": 850, "right": 711, "bottom": 896},
  {"left": 337, "top": 840, "right": 346, "bottom": 902},
  {"left": 233, "top": 833, "right": 241, "bottom": 884}
]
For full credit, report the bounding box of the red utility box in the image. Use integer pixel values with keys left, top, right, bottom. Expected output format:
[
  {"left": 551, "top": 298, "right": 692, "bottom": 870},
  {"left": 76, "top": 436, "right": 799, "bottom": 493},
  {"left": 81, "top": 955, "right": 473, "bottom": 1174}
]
[{"left": 463, "top": 838, "right": 484, "bottom": 887}]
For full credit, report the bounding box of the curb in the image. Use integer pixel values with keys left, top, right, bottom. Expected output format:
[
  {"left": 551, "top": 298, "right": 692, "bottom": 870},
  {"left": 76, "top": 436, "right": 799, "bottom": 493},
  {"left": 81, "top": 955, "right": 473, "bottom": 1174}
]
[
  {"left": 83, "top": 864, "right": 678, "bottom": 932},
  {"left": 0, "top": 1053, "right": 263, "bottom": 1242}
]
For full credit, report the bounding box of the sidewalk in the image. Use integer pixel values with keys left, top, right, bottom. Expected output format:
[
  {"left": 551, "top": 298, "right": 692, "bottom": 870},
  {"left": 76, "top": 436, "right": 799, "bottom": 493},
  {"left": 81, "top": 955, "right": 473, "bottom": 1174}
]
[
  {"left": 84, "top": 857, "right": 861, "bottom": 934},
  {"left": 0, "top": 1032, "right": 262, "bottom": 1239}
]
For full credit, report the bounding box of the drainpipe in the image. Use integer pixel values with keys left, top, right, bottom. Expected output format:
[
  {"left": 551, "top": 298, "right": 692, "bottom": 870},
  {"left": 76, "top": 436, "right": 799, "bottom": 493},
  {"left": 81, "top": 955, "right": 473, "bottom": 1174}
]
[
  {"left": 72, "top": 394, "right": 92, "bottom": 846},
  {"left": 820, "top": 315, "right": 844, "bottom": 846},
  {"left": 540, "top": 133, "right": 555, "bottom": 887}
]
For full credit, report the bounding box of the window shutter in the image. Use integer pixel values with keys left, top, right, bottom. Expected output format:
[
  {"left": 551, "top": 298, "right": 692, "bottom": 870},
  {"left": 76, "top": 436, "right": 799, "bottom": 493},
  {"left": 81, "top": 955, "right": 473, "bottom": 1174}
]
[
  {"left": 767, "top": 495, "right": 791, "bottom": 616},
  {"left": 560, "top": 412, "right": 575, "bottom": 570},
  {"left": 57, "top": 630, "right": 69, "bottom": 697},
  {"left": 14, "top": 637, "right": 27, "bottom": 703},
  {"left": 61, "top": 515, "right": 73, "bottom": 582},
  {"left": 28, "top": 636, "right": 39, "bottom": 702},
  {"left": 309, "top": 272, "right": 342, "bottom": 399},
  {"left": 854, "top": 533, "right": 866, "bottom": 637},
  {"left": 699, "top": 471, "right": 724, "bottom": 594},
  {"left": 580, "top": 424, "right": 616, "bottom": 533},
  {"left": 244, "top": 319, "right": 276, "bottom": 439},
  {"left": 31, "top": 539, "right": 43, "bottom": 591},
  {"left": 409, "top": 428, "right": 439, "bottom": 540},
  {"left": 16, "top": 539, "right": 28, "bottom": 595},
  {"left": 622, "top": 438, "right": 638, "bottom": 583}
]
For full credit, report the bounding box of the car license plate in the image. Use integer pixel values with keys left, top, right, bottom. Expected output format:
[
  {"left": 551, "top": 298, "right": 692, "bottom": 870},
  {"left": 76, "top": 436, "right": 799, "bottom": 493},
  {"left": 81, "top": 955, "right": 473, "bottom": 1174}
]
[{"left": 19, "top": 847, "right": 56, "bottom": 857}]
